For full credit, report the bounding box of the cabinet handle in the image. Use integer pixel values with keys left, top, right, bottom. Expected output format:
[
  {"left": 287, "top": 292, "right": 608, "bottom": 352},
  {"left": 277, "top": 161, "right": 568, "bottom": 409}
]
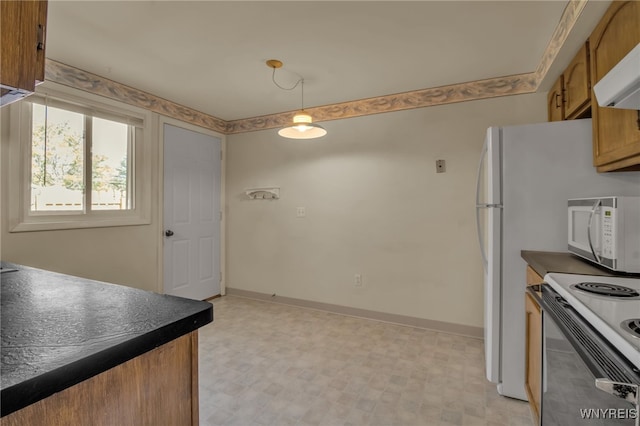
[
  {"left": 555, "top": 93, "right": 561, "bottom": 108},
  {"left": 37, "top": 24, "right": 45, "bottom": 51}
]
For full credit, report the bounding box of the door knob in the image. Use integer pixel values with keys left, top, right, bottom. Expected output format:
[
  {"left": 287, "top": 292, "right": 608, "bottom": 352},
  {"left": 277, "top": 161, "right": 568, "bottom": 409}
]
[{"left": 165, "top": 230, "right": 174, "bottom": 237}]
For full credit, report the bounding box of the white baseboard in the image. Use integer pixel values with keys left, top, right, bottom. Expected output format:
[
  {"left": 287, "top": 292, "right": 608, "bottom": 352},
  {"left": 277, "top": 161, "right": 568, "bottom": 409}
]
[{"left": 225, "top": 287, "right": 483, "bottom": 339}]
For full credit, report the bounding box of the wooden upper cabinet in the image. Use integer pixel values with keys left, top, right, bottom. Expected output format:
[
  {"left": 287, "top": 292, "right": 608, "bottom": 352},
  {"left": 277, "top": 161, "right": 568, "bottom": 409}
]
[
  {"left": 547, "top": 75, "right": 564, "bottom": 122},
  {"left": 547, "top": 43, "right": 591, "bottom": 122},
  {"left": 590, "top": 1, "right": 640, "bottom": 172},
  {"left": 0, "top": 0, "right": 48, "bottom": 106},
  {"left": 564, "top": 42, "right": 591, "bottom": 120}
]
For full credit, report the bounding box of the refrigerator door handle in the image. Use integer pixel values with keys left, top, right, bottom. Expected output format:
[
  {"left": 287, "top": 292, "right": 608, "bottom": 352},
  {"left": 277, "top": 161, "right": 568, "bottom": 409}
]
[
  {"left": 475, "top": 140, "right": 488, "bottom": 207},
  {"left": 475, "top": 140, "right": 489, "bottom": 271},
  {"left": 476, "top": 206, "right": 488, "bottom": 271}
]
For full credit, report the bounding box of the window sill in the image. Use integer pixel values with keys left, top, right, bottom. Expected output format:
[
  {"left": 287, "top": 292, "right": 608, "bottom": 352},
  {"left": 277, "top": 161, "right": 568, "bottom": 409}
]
[{"left": 10, "top": 212, "right": 151, "bottom": 232}]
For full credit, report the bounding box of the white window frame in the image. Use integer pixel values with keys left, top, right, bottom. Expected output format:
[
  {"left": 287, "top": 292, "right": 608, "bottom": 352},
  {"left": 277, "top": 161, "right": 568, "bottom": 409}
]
[{"left": 8, "top": 82, "right": 152, "bottom": 232}]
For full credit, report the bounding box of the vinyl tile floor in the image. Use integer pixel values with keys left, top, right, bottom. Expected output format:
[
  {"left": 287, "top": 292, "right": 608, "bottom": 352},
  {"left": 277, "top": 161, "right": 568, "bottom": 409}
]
[{"left": 198, "top": 296, "right": 534, "bottom": 426}]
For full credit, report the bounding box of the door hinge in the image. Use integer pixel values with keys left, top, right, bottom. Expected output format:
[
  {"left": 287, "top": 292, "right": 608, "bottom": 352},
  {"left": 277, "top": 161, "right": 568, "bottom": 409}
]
[
  {"left": 219, "top": 211, "right": 223, "bottom": 221},
  {"left": 219, "top": 271, "right": 222, "bottom": 283}
]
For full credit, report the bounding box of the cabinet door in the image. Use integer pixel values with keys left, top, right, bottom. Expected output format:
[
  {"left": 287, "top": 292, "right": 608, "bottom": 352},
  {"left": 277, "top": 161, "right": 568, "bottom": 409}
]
[
  {"left": 564, "top": 42, "right": 591, "bottom": 119},
  {"left": 590, "top": 1, "right": 640, "bottom": 171},
  {"left": 0, "top": 1, "right": 38, "bottom": 92},
  {"left": 525, "top": 292, "right": 542, "bottom": 425},
  {"left": 2, "top": 332, "right": 199, "bottom": 426},
  {"left": 0, "top": 1, "right": 46, "bottom": 94},
  {"left": 547, "top": 75, "right": 564, "bottom": 122}
]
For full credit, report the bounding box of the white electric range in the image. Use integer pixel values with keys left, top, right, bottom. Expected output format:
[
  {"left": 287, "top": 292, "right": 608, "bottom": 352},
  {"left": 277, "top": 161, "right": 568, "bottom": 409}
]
[
  {"left": 538, "top": 273, "right": 640, "bottom": 425},
  {"left": 545, "top": 273, "right": 640, "bottom": 369}
]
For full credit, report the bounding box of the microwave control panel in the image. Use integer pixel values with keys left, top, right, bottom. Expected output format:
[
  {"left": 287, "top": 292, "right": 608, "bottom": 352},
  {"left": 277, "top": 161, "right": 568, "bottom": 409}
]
[{"left": 601, "top": 207, "right": 615, "bottom": 260}]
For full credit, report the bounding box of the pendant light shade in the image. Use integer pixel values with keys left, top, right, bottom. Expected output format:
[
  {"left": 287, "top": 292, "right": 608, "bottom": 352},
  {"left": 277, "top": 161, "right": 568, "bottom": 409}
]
[
  {"left": 278, "top": 111, "right": 327, "bottom": 139},
  {"left": 267, "top": 59, "right": 327, "bottom": 140}
]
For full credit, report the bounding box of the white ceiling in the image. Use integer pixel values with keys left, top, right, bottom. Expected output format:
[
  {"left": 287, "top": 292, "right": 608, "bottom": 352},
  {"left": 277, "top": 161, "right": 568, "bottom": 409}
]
[{"left": 46, "top": 1, "right": 611, "bottom": 121}]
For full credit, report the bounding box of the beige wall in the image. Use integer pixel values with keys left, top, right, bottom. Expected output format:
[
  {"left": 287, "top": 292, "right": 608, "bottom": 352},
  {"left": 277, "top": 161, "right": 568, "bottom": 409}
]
[
  {"left": 226, "top": 93, "right": 547, "bottom": 328},
  {"left": 0, "top": 98, "right": 162, "bottom": 293},
  {"left": 1, "top": 90, "right": 546, "bottom": 311}
]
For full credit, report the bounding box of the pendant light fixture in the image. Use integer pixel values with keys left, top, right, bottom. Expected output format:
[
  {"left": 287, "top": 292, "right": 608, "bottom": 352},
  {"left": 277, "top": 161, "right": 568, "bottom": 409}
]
[{"left": 267, "top": 59, "right": 327, "bottom": 139}]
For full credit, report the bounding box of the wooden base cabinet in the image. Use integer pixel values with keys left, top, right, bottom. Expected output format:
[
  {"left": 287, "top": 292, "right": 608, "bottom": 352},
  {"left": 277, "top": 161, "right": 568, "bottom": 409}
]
[
  {"left": 525, "top": 266, "right": 544, "bottom": 425},
  {"left": 525, "top": 293, "right": 542, "bottom": 425},
  {"left": 1, "top": 332, "right": 200, "bottom": 426},
  {"left": 590, "top": 1, "right": 640, "bottom": 172}
]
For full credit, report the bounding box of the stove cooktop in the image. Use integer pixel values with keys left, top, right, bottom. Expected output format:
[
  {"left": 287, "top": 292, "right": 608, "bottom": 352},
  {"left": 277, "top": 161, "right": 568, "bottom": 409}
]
[
  {"left": 545, "top": 273, "right": 640, "bottom": 370},
  {"left": 571, "top": 282, "right": 640, "bottom": 299}
]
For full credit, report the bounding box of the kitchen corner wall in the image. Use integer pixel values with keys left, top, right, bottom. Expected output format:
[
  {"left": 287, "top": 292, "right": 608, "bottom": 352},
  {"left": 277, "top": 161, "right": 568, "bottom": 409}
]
[
  {"left": 226, "top": 92, "right": 547, "bottom": 329},
  {"left": 0, "top": 104, "right": 161, "bottom": 293}
]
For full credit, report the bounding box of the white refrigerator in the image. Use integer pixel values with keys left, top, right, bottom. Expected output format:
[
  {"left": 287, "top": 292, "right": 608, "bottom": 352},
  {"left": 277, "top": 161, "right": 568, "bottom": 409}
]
[{"left": 475, "top": 118, "right": 640, "bottom": 401}]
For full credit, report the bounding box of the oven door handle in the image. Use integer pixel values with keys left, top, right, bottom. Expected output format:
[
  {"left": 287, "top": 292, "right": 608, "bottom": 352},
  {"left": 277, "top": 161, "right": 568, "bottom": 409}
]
[{"left": 595, "top": 378, "right": 639, "bottom": 406}]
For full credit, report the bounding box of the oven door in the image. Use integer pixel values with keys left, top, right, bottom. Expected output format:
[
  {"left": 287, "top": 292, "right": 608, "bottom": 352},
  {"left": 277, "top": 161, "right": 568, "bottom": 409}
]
[{"left": 540, "top": 285, "right": 639, "bottom": 426}]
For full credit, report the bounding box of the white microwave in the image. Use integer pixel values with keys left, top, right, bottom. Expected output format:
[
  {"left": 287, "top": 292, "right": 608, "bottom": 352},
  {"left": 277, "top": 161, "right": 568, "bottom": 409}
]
[{"left": 568, "top": 196, "right": 640, "bottom": 273}]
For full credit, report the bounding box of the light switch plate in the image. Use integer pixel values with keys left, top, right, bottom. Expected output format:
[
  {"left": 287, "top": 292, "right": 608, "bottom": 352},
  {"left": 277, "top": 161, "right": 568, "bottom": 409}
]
[{"left": 436, "top": 159, "right": 446, "bottom": 173}]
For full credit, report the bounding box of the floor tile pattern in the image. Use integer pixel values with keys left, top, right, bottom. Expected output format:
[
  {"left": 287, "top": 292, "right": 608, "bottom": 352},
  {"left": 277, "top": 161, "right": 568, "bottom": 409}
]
[{"left": 198, "top": 296, "right": 534, "bottom": 426}]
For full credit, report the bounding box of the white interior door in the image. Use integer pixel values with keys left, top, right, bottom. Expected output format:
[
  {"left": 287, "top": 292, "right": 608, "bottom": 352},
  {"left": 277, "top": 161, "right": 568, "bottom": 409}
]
[{"left": 163, "top": 123, "right": 221, "bottom": 300}]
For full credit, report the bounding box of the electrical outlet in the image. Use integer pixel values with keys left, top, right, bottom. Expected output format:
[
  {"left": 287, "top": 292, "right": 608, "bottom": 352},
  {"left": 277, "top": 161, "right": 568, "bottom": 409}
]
[
  {"left": 354, "top": 273, "right": 363, "bottom": 288},
  {"left": 436, "top": 159, "right": 446, "bottom": 173},
  {"left": 296, "top": 207, "right": 306, "bottom": 218}
]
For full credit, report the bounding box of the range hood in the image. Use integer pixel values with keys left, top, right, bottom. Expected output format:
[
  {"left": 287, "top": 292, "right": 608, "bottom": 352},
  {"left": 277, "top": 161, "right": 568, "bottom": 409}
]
[{"left": 593, "top": 42, "right": 640, "bottom": 110}]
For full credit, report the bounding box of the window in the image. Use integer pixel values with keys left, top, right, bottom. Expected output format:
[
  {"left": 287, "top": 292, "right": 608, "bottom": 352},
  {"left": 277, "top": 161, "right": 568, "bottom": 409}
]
[
  {"left": 30, "top": 101, "right": 134, "bottom": 212},
  {"left": 8, "top": 84, "right": 151, "bottom": 231}
]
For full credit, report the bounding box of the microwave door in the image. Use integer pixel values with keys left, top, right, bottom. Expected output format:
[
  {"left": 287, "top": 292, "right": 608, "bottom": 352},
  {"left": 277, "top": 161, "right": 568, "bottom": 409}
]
[{"left": 568, "top": 201, "right": 602, "bottom": 262}]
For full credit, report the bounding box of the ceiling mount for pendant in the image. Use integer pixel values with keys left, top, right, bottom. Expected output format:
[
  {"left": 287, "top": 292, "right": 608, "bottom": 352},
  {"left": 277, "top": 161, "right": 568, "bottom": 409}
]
[
  {"left": 266, "top": 59, "right": 283, "bottom": 69},
  {"left": 266, "top": 59, "right": 327, "bottom": 140}
]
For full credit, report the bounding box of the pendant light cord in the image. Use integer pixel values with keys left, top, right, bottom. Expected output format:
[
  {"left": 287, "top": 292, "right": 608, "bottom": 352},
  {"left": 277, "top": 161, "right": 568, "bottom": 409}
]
[
  {"left": 271, "top": 67, "right": 306, "bottom": 110},
  {"left": 271, "top": 67, "right": 302, "bottom": 91}
]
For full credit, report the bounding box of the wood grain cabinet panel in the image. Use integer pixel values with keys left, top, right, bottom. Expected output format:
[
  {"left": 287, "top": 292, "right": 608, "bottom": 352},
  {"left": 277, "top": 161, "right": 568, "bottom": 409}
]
[
  {"left": 524, "top": 266, "right": 543, "bottom": 425},
  {"left": 526, "top": 266, "right": 544, "bottom": 287},
  {"left": 547, "top": 43, "right": 591, "bottom": 123},
  {"left": 547, "top": 75, "right": 564, "bottom": 122},
  {"left": 1, "top": 332, "right": 200, "bottom": 426},
  {"left": 525, "top": 292, "right": 542, "bottom": 426},
  {"left": 564, "top": 42, "right": 591, "bottom": 119},
  {"left": 590, "top": 1, "right": 640, "bottom": 172},
  {"left": 0, "top": 0, "right": 47, "bottom": 102}
]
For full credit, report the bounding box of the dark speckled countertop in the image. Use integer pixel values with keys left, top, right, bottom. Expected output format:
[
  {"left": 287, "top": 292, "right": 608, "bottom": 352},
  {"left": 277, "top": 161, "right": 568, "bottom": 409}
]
[
  {"left": 0, "top": 262, "right": 213, "bottom": 417},
  {"left": 521, "top": 250, "right": 636, "bottom": 278}
]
